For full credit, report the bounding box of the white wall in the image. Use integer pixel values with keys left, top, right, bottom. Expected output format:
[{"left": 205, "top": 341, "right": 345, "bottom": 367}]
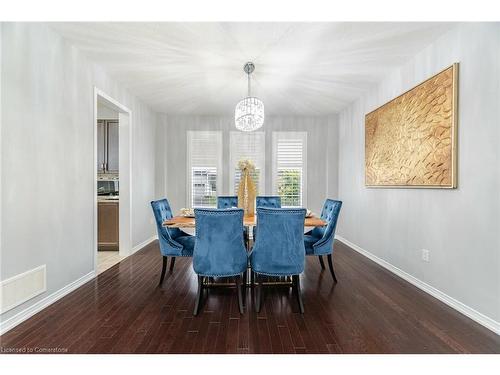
[
  {"left": 337, "top": 23, "right": 500, "bottom": 326},
  {"left": 0, "top": 23, "right": 157, "bottom": 323},
  {"left": 155, "top": 114, "right": 339, "bottom": 215}
]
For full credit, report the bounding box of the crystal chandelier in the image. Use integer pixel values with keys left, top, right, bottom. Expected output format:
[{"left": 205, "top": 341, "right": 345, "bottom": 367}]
[{"left": 235, "top": 62, "right": 264, "bottom": 132}]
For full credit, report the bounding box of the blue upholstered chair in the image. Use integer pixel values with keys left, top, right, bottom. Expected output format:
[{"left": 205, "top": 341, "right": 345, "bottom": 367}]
[
  {"left": 253, "top": 196, "right": 282, "bottom": 239},
  {"left": 151, "top": 198, "right": 195, "bottom": 285},
  {"left": 217, "top": 196, "right": 249, "bottom": 247},
  {"left": 256, "top": 196, "right": 281, "bottom": 208},
  {"left": 216, "top": 196, "right": 238, "bottom": 209},
  {"left": 250, "top": 207, "right": 306, "bottom": 313},
  {"left": 304, "top": 199, "right": 342, "bottom": 282},
  {"left": 192, "top": 208, "right": 248, "bottom": 316}
]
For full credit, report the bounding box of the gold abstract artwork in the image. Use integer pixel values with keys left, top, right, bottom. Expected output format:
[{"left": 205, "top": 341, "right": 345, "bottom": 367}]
[{"left": 365, "top": 64, "right": 458, "bottom": 188}]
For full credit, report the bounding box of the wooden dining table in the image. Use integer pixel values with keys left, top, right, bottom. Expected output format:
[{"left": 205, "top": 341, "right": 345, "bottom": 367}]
[
  {"left": 163, "top": 212, "right": 326, "bottom": 287},
  {"left": 163, "top": 213, "right": 327, "bottom": 229}
]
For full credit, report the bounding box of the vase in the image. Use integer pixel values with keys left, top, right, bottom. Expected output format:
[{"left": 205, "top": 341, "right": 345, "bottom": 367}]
[{"left": 237, "top": 168, "right": 256, "bottom": 216}]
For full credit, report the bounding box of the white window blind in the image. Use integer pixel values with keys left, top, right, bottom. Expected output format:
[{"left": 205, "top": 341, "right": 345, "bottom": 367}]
[
  {"left": 187, "top": 131, "right": 222, "bottom": 208},
  {"left": 272, "top": 132, "right": 307, "bottom": 207},
  {"left": 229, "top": 131, "right": 265, "bottom": 195}
]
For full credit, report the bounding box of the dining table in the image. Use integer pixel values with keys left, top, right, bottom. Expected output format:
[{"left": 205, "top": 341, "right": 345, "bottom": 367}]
[
  {"left": 163, "top": 211, "right": 327, "bottom": 287},
  {"left": 163, "top": 213, "right": 327, "bottom": 229}
]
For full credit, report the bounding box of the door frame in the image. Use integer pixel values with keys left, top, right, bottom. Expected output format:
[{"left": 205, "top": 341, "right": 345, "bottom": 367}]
[{"left": 93, "top": 87, "right": 133, "bottom": 273}]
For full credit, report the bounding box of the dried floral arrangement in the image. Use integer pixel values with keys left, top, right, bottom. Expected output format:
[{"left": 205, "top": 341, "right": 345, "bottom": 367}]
[
  {"left": 237, "top": 159, "right": 256, "bottom": 216},
  {"left": 237, "top": 159, "right": 256, "bottom": 172}
]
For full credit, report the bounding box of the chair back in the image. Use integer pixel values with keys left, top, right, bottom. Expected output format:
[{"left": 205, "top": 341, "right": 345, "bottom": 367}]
[
  {"left": 151, "top": 198, "right": 184, "bottom": 256},
  {"left": 256, "top": 196, "right": 281, "bottom": 208},
  {"left": 251, "top": 207, "right": 306, "bottom": 276},
  {"left": 217, "top": 196, "right": 238, "bottom": 209},
  {"left": 193, "top": 208, "right": 248, "bottom": 277},
  {"left": 311, "top": 199, "right": 342, "bottom": 250}
]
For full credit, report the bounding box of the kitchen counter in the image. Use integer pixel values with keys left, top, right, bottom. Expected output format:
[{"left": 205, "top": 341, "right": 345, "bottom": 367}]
[{"left": 97, "top": 196, "right": 119, "bottom": 203}]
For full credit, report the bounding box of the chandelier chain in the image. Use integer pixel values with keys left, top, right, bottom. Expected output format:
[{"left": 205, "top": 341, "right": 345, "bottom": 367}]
[{"left": 247, "top": 70, "right": 251, "bottom": 97}]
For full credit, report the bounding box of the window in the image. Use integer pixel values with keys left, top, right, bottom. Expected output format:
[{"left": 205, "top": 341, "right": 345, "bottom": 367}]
[
  {"left": 272, "top": 132, "right": 307, "bottom": 207},
  {"left": 191, "top": 167, "right": 217, "bottom": 207},
  {"left": 229, "top": 131, "right": 265, "bottom": 195},
  {"left": 187, "top": 131, "right": 222, "bottom": 208}
]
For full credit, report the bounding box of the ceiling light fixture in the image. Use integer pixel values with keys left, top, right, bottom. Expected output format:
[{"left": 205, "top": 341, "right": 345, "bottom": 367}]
[{"left": 235, "top": 62, "right": 264, "bottom": 132}]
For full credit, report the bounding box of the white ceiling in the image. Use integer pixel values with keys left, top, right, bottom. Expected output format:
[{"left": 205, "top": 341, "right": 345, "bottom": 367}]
[{"left": 50, "top": 22, "right": 455, "bottom": 115}]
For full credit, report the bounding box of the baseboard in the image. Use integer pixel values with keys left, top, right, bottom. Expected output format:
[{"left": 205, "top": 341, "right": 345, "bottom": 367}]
[
  {"left": 335, "top": 235, "right": 500, "bottom": 336},
  {"left": 131, "top": 235, "right": 157, "bottom": 254},
  {"left": 0, "top": 270, "right": 96, "bottom": 336}
]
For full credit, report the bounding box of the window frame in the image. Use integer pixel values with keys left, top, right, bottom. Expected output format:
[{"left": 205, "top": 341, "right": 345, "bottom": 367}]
[
  {"left": 272, "top": 131, "right": 308, "bottom": 208},
  {"left": 186, "top": 130, "right": 223, "bottom": 208}
]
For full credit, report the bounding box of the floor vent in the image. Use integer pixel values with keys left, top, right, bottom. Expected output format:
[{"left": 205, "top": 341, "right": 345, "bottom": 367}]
[{"left": 1, "top": 265, "right": 46, "bottom": 314}]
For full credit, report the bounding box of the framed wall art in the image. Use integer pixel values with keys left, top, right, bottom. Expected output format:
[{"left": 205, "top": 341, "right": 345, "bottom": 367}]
[{"left": 365, "top": 63, "right": 458, "bottom": 188}]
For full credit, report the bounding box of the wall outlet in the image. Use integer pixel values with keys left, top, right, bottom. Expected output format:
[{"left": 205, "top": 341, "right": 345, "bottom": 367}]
[{"left": 421, "top": 249, "right": 430, "bottom": 262}]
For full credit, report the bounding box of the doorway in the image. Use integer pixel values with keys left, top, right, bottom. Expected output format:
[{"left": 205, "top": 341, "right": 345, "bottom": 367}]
[{"left": 93, "top": 88, "right": 132, "bottom": 274}]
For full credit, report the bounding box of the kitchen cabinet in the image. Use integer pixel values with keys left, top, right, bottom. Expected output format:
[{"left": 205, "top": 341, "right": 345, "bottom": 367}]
[
  {"left": 98, "top": 201, "right": 119, "bottom": 250},
  {"left": 97, "top": 120, "right": 119, "bottom": 173},
  {"left": 97, "top": 121, "right": 105, "bottom": 171},
  {"left": 107, "top": 121, "right": 119, "bottom": 172}
]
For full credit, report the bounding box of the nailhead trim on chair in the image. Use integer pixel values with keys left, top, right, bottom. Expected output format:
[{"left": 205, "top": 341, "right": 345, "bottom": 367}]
[
  {"left": 253, "top": 270, "right": 303, "bottom": 277},
  {"left": 197, "top": 272, "right": 245, "bottom": 277},
  {"left": 194, "top": 208, "right": 243, "bottom": 216},
  {"left": 256, "top": 207, "right": 306, "bottom": 215}
]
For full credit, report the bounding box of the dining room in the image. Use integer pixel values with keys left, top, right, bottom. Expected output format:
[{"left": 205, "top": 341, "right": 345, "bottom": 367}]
[{"left": 1, "top": 2, "right": 500, "bottom": 372}]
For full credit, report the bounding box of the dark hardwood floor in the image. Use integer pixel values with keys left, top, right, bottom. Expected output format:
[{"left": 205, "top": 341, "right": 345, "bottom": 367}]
[{"left": 1, "top": 240, "right": 499, "bottom": 354}]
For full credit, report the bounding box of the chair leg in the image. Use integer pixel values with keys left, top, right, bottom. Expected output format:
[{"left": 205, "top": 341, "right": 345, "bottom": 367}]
[
  {"left": 193, "top": 275, "right": 203, "bottom": 316},
  {"left": 318, "top": 255, "right": 325, "bottom": 270},
  {"left": 236, "top": 274, "right": 244, "bottom": 314},
  {"left": 255, "top": 273, "right": 262, "bottom": 313},
  {"left": 293, "top": 275, "right": 304, "bottom": 314},
  {"left": 204, "top": 277, "right": 210, "bottom": 298},
  {"left": 159, "top": 256, "right": 168, "bottom": 285},
  {"left": 327, "top": 254, "right": 338, "bottom": 283},
  {"left": 169, "top": 257, "right": 176, "bottom": 272},
  {"left": 242, "top": 269, "right": 248, "bottom": 296}
]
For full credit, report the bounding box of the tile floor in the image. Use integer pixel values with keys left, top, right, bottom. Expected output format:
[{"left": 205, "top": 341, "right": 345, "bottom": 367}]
[{"left": 97, "top": 251, "right": 124, "bottom": 274}]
